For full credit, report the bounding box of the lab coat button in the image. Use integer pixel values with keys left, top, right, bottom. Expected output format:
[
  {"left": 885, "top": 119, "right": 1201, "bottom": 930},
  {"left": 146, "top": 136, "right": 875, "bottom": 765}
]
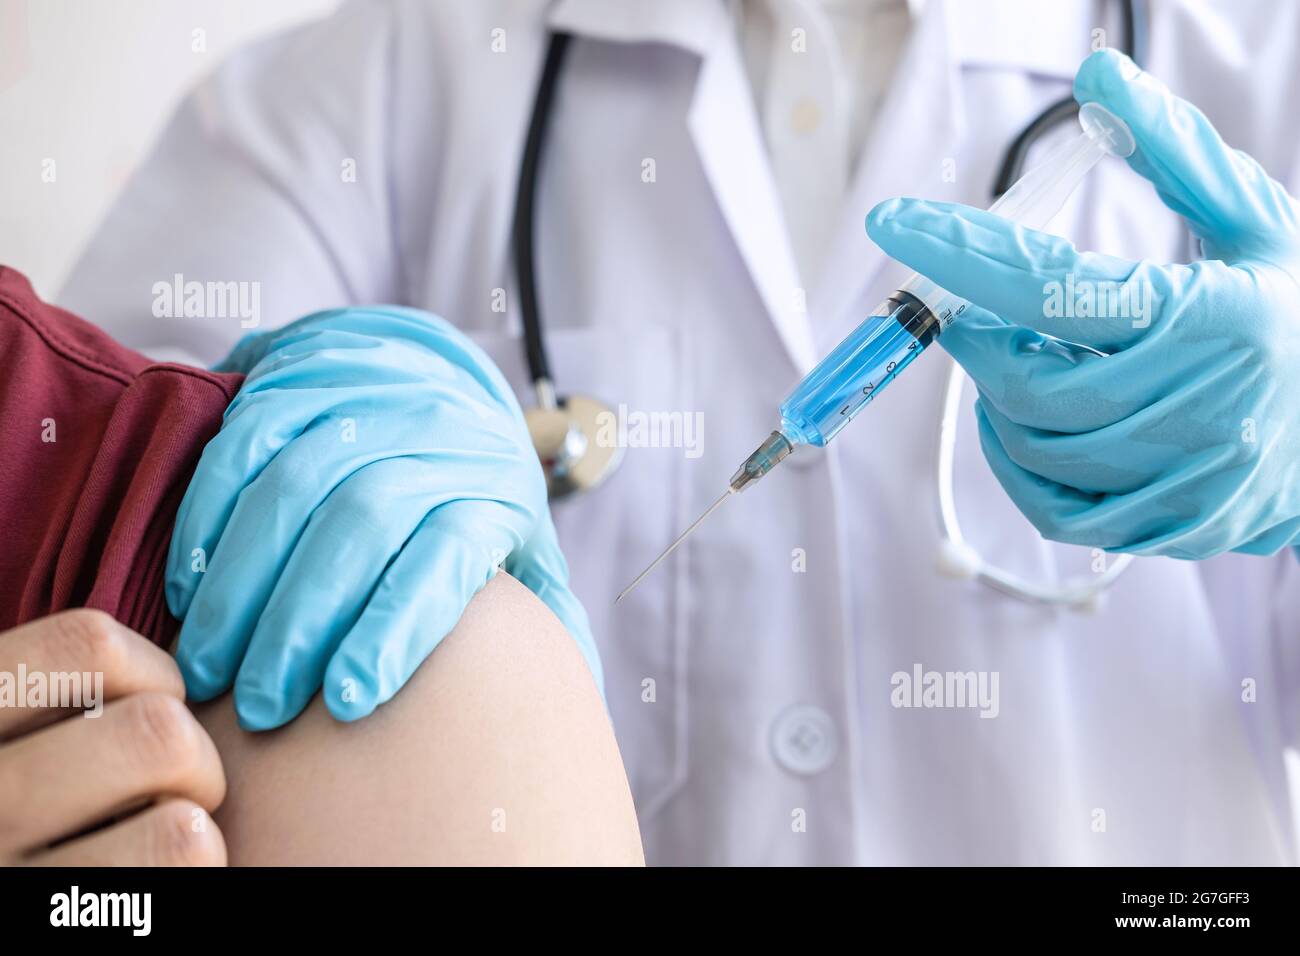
[{"left": 770, "top": 705, "right": 838, "bottom": 775}]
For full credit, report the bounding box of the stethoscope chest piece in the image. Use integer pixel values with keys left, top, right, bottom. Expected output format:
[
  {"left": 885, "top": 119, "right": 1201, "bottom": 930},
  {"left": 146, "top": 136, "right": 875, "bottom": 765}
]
[{"left": 526, "top": 387, "right": 623, "bottom": 499}]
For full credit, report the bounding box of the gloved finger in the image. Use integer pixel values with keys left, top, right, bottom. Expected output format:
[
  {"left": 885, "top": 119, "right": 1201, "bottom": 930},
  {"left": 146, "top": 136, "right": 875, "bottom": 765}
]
[
  {"left": 260, "top": 305, "right": 529, "bottom": 420},
  {"left": 1075, "top": 49, "right": 1295, "bottom": 263},
  {"left": 173, "top": 422, "right": 367, "bottom": 700},
  {"left": 867, "top": 198, "right": 1154, "bottom": 351},
  {"left": 167, "top": 344, "right": 512, "bottom": 620},
  {"left": 972, "top": 404, "right": 1112, "bottom": 549},
  {"left": 939, "top": 304, "right": 1134, "bottom": 433},
  {"left": 321, "top": 497, "right": 531, "bottom": 722},
  {"left": 942, "top": 300, "right": 1210, "bottom": 435},
  {"left": 228, "top": 458, "right": 447, "bottom": 730},
  {"left": 165, "top": 393, "right": 321, "bottom": 620},
  {"left": 175, "top": 377, "right": 531, "bottom": 704},
  {"left": 975, "top": 403, "right": 1244, "bottom": 555},
  {"left": 1231, "top": 519, "right": 1300, "bottom": 557},
  {"left": 976, "top": 397, "right": 1170, "bottom": 497},
  {"left": 165, "top": 339, "right": 382, "bottom": 620},
  {"left": 505, "top": 509, "right": 603, "bottom": 695},
  {"left": 933, "top": 302, "right": 1017, "bottom": 386}
]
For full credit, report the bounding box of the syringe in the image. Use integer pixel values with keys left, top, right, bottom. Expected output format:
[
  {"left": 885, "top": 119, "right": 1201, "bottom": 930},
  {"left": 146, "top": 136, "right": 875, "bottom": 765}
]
[{"left": 617, "top": 103, "right": 1135, "bottom": 603}]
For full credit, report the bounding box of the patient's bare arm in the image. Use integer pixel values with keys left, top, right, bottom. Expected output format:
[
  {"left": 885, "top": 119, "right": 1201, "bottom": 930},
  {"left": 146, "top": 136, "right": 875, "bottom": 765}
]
[{"left": 193, "top": 575, "right": 643, "bottom": 865}]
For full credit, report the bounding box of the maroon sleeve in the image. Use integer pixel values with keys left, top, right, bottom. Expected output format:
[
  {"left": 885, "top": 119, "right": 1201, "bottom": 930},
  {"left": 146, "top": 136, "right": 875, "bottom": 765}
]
[{"left": 0, "top": 267, "right": 243, "bottom": 647}]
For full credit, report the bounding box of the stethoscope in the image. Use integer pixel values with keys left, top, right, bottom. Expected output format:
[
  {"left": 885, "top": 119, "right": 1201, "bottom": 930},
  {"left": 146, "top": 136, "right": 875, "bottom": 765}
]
[
  {"left": 513, "top": 1, "right": 1141, "bottom": 608},
  {"left": 511, "top": 30, "right": 623, "bottom": 500}
]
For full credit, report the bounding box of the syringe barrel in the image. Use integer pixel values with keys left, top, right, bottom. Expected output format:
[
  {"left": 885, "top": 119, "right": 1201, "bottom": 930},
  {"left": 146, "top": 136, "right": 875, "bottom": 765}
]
[
  {"left": 767, "top": 104, "right": 1134, "bottom": 460},
  {"left": 778, "top": 290, "right": 936, "bottom": 447}
]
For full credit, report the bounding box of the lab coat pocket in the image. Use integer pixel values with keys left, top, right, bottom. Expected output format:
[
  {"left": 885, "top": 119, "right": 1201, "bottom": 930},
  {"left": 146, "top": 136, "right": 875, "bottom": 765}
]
[{"left": 466, "top": 323, "right": 692, "bottom": 818}]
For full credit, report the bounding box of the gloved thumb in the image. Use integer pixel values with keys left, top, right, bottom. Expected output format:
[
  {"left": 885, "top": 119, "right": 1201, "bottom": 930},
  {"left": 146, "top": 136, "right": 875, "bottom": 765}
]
[{"left": 1074, "top": 48, "right": 1296, "bottom": 264}]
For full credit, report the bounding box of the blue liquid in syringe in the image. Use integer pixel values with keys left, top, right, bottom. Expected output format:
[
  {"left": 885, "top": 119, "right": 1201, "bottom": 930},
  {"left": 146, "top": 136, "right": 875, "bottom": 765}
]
[{"left": 779, "top": 291, "right": 940, "bottom": 447}]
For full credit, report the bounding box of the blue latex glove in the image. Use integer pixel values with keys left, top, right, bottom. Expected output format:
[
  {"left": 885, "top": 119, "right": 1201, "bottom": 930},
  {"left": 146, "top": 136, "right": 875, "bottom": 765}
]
[
  {"left": 866, "top": 49, "right": 1300, "bottom": 560},
  {"left": 167, "top": 306, "right": 600, "bottom": 729}
]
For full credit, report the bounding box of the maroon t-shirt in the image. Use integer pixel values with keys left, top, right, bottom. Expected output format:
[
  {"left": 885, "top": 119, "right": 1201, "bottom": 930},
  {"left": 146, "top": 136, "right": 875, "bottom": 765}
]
[{"left": 0, "top": 267, "right": 243, "bottom": 646}]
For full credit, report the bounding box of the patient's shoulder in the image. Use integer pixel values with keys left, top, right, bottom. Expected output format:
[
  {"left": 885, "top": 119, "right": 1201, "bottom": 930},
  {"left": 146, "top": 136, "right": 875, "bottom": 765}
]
[{"left": 193, "top": 574, "right": 643, "bottom": 865}]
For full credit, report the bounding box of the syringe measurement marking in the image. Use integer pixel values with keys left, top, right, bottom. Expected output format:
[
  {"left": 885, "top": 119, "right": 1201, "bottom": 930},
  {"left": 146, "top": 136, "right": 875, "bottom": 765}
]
[
  {"left": 838, "top": 353, "right": 909, "bottom": 419},
  {"left": 938, "top": 302, "right": 970, "bottom": 329}
]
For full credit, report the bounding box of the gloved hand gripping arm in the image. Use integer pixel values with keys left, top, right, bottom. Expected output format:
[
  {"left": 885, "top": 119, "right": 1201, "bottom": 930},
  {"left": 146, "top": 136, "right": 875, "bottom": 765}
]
[{"left": 168, "top": 306, "right": 600, "bottom": 730}]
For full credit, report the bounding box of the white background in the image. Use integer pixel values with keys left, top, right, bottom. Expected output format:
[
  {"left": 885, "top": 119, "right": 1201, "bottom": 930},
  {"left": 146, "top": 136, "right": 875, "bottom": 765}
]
[{"left": 0, "top": 0, "right": 338, "bottom": 300}]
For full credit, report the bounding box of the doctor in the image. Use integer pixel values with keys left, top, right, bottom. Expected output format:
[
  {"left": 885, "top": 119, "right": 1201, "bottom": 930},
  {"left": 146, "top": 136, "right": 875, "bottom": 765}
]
[{"left": 62, "top": 0, "right": 1300, "bottom": 865}]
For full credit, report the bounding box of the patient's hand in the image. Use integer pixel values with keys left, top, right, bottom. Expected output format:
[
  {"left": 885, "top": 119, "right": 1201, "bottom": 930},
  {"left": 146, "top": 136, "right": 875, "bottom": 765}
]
[
  {"left": 0, "top": 611, "right": 227, "bottom": 866},
  {"left": 193, "top": 575, "right": 642, "bottom": 865}
]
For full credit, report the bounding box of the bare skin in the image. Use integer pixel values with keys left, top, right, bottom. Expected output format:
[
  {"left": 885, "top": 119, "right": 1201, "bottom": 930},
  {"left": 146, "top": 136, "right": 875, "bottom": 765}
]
[
  {"left": 193, "top": 574, "right": 644, "bottom": 866},
  {"left": 0, "top": 610, "right": 227, "bottom": 866}
]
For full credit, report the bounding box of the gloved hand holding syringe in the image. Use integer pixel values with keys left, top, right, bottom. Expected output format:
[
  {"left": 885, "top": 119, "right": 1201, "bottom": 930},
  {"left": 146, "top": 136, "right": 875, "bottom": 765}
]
[{"left": 618, "top": 102, "right": 1136, "bottom": 601}]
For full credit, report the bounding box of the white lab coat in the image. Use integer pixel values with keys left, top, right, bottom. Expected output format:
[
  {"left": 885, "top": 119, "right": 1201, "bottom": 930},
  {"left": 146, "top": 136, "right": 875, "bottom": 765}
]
[{"left": 62, "top": 0, "right": 1300, "bottom": 865}]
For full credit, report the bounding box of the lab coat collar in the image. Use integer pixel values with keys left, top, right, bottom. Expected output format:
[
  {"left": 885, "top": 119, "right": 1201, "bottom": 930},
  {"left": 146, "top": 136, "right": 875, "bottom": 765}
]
[
  {"left": 546, "top": 0, "right": 731, "bottom": 58},
  {"left": 550, "top": 0, "right": 819, "bottom": 374},
  {"left": 812, "top": 0, "right": 964, "bottom": 329},
  {"left": 684, "top": 29, "right": 818, "bottom": 373},
  {"left": 549, "top": 0, "right": 1095, "bottom": 78}
]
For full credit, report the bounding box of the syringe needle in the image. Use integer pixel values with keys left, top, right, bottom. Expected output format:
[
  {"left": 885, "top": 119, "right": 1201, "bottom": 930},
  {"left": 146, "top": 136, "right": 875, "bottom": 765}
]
[{"left": 616, "top": 488, "right": 734, "bottom": 603}]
